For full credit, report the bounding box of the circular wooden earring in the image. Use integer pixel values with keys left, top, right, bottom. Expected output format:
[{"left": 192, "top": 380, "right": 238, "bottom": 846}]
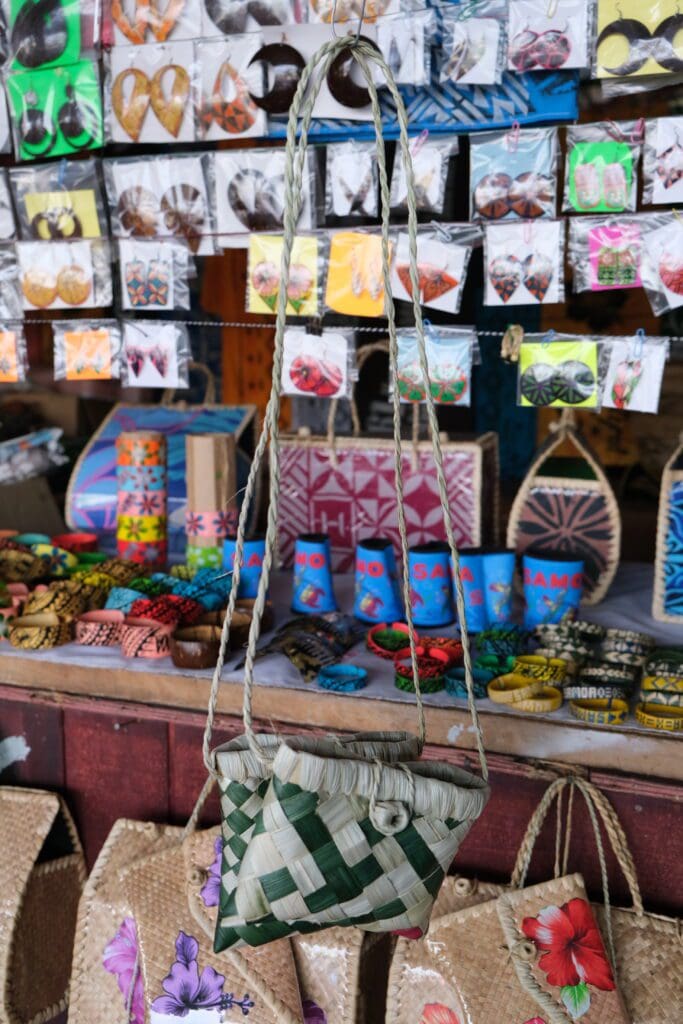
[
  {"left": 57, "top": 85, "right": 100, "bottom": 150},
  {"left": 326, "top": 37, "right": 381, "bottom": 108},
  {"left": 19, "top": 91, "right": 57, "bottom": 158},
  {"left": 654, "top": 14, "right": 683, "bottom": 73},
  {"left": 30, "top": 208, "right": 83, "bottom": 240},
  {"left": 248, "top": 43, "right": 304, "bottom": 115},
  {"left": 596, "top": 18, "right": 650, "bottom": 76}
]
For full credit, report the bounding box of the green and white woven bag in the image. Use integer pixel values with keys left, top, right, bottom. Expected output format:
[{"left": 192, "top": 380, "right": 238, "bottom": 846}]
[{"left": 199, "top": 33, "right": 491, "bottom": 954}]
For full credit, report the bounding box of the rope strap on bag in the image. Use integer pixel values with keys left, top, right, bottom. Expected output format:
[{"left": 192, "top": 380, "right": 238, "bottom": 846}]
[{"left": 199, "top": 32, "right": 488, "bottom": 782}]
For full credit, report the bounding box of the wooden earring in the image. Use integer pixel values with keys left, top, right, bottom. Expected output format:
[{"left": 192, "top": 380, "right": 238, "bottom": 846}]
[
  {"left": 654, "top": 13, "right": 683, "bottom": 73},
  {"left": 110, "top": 0, "right": 148, "bottom": 44},
  {"left": 150, "top": 65, "right": 190, "bottom": 137},
  {"left": 206, "top": 62, "right": 258, "bottom": 134},
  {"left": 112, "top": 68, "right": 151, "bottom": 142},
  {"left": 57, "top": 84, "right": 100, "bottom": 150},
  {"left": 248, "top": 42, "right": 304, "bottom": 115},
  {"left": 596, "top": 18, "right": 650, "bottom": 76},
  {"left": 326, "top": 37, "right": 380, "bottom": 108}
]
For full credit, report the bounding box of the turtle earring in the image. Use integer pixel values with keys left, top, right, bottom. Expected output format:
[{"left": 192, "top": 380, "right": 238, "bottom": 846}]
[
  {"left": 57, "top": 83, "right": 100, "bottom": 150},
  {"left": 19, "top": 90, "right": 56, "bottom": 157}
]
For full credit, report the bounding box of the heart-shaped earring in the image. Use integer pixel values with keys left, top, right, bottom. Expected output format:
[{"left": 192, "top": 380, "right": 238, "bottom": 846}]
[
  {"left": 489, "top": 255, "right": 520, "bottom": 303},
  {"left": 112, "top": 68, "right": 151, "bottom": 142},
  {"left": 522, "top": 253, "right": 554, "bottom": 302},
  {"left": 150, "top": 64, "right": 190, "bottom": 137},
  {"left": 126, "top": 345, "right": 146, "bottom": 377}
]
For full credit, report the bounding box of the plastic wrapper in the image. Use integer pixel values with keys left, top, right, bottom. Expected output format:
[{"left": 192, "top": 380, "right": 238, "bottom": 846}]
[
  {"left": 105, "top": 153, "right": 215, "bottom": 256},
  {"left": 194, "top": 35, "right": 267, "bottom": 142},
  {"left": 508, "top": 0, "right": 592, "bottom": 71},
  {"left": 594, "top": 0, "right": 683, "bottom": 79},
  {"left": 16, "top": 238, "right": 112, "bottom": 310},
  {"left": 324, "top": 229, "right": 391, "bottom": 318},
  {"left": 600, "top": 332, "right": 669, "bottom": 413},
  {"left": 390, "top": 134, "right": 458, "bottom": 217},
  {"left": 484, "top": 219, "right": 565, "bottom": 306},
  {"left": 0, "top": 324, "right": 28, "bottom": 383},
  {"left": 246, "top": 232, "right": 320, "bottom": 317},
  {"left": 517, "top": 333, "right": 601, "bottom": 409},
  {"left": 0, "top": 428, "right": 67, "bottom": 484},
  {"left": 568, "top": 214, "right": 645, "bottom": 292},
  {"left": 52, "top": 319, "right": 123, "bottom": 381},
  {"left": 377, "top": 10, "right": 434, "bottom": 87},
  {"left": 6, "top": 59, "right": 103, "bottom": 161},
  {"left": 440, "top": 2, "right": 507, "bottom": 85},
  {"left": 640, "top": 209, "right": 683, "bottom": 314},
  {"left": 308, "top": 0, "right": 396, "bottom": 21},
  {"left": 201, "top": 0, "right": 302, "bottom": 35},
  {"left": 121, "top": 320, "right": 192, "bottom": 389},
  {"left": 395, "top": 326, "right": 478, "bottom": 407},
  {"left": 111, "top": 0, "right": 200, "bottom": 45},
  {"left": 107, "top": 42, "right": 197, "bottom": 145},
  {"left": 118, "top": 239, "right": 192, "bottom": 311},
  {"left": 0, "top": 171, "right": 17, "bottom": 241},
  {"left": 470, "top": 126, "right": 558, "bottom": 221},
  {"left": 0, "top": 87, "right": 12, "bottom": 154},
  {"left": 0, "top": 246, "right": 23, "bottom": 318},
  {"left": 390, "top": 222, "right": 480, "bottom": 314},
  {"left": 281, "top": 327, "right": 356, "bottom": 399},
  {"left": 563, "top": 120, "right": 643, "bottom": 213},
  {"left": 214, "top": 147, "right": 314, "bottom": 247},
  {"left": 9, "top": 157, "right": 108, "bottom": 239},
  {"left": 7, "top": 0, "right": 98, "bottom": 71},
  {"left": 325, "top": 140, "right": 378, "bottom": 219},
  {"left": 643, "top": 116, "right": 683, "bottom": 205}
]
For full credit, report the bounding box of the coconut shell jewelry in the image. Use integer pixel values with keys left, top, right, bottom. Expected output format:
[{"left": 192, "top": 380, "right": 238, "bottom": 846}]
[
  {"left": 248, "top": 42, "right": 304, "bottom": 115},
  {"left": 117, "top": 187, "right": 159, "bottom": 237},
  {"left": 597, "top": 14, "right": 683, "bottom": 76},
  {"left": 551, "top": 360, "right": 595, "bottom": 405},
  {"left": 57, "top": 83, "right": 100, "bottom": 150},
  {"left": 161, "top": 184, "right": 205, "bottom": 250},
  {"left": 488, "top": 254, "right": 521, "bottom": 303},
  {"left": 326, "top": 37, "right": 381, "bottom": 108},
  {"left": 474, "top": 173, "right": 512, "bottom": 219},
  {"left": 519, "top": 362, "right": 556, "bottom": 405},
  {"left": 30, "top": 206, "right": 82, "bottom": 240},
  {"left": 508, "top": 172, "right": 554, "bottom": 218},
  {"left": 19, "top": 91, "right": 56, "bottom": 158},
  {"left": 203, "top": 0, "right": 248, "bottom": 34},
  {"left": 202, "top": 62, "right": 258, "bottom": 135},
  {"left": 11, "top": 0, "right": 68, "bottom": 69},
  {"left": 227, "top": 169, "right": 284, "bottom": 231}
]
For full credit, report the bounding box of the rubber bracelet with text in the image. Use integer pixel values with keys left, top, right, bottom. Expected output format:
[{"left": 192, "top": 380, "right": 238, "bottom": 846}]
[
  {"left": 569, "top": 698, "right": 629, "bottom": 726},
  {"left": 515, "top": 685, "right": 563, "bottom": 713},
  {"left": 513, "top": 655, "right": 567, "bottom": 683},
  {"left": 635, "top": 703, "right": 683, "bottom": 731},
  {"left": 487, "top": 675, "right": 544, "bottom": 704},
  {"left": 563, "top": 684, "right": 628, "bottom": 702}
]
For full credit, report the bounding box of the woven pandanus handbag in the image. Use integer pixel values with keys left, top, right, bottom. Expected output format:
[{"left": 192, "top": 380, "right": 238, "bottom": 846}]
[{"left": 197, "top": 33, "right": 490, "bottom": 955}]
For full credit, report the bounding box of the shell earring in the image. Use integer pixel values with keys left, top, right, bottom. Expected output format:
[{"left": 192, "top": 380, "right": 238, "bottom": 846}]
[
  {"left": 19, "top": 90, "right": 57, "bottom": 158},
  {"left": 57, "top": 83, "right": 100, "bottom": 150}
]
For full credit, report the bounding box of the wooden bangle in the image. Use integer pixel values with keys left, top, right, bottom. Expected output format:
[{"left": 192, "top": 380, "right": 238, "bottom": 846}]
[
  {"left": 569, "top": 698, "right": 629, "bottom": 726},
  {"left": 635, "top": 703, "right": 683, "bottom": 731},
  {"left": 487, "top": 674, "right": 543, "bottom": 704},
  {"left": 8, "top": 613, "right": 73, "bottom": 649},
  {"left": 515, "top": 685, "right": 563, "bottom": 713},
  {"left": 75, "top": 610, "right": 125, "bottom": 647},
  {"left": 120, "top": 617, "right": 173, "bottom": 659}
]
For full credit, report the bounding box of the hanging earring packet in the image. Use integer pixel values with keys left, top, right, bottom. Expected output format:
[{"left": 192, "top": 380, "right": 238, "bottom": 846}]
[
  {"left": 281, "top": 327, "right": 355, "bottom": 399},
  {"left": 485, "top": 219, "right": 564, "bottom": 306},
  {"left": 246, "top": 232, "right": 320, "bottom": 316},
  {"left": 518, "top": 333, "right": 600, "bottom": 409},
  {"left": 440, "top": 1, "right": 507, "bottom": 85},
  {"left": 6, "top": 59, "right": 103, "bottom": 161},
  {"left": 0, "top": 324, "right": 28, "bottom": 383},
  {"left": 600, "top": 331, "right": 669, "bottom": 413},
  {"left": 325, "top": 140, "right": 378, "bottom": 220},
  {"left": 195, "top": 35, "right": 267, "bottom": 142},
  {"left": 111, "top": 0, "right": 201, "bottom": 45},
  {"left": 640, "top": 209, "right": 683, "bottom": 313},
  {"left": 470, "top": 125, "right": 559, "bottom": 221},
  {"left": 396, "top": 325, "right": 477, "bottom": 406},
  {"left": 325, "top": 229, "right": 390, "bottom": 318},
  {"left": 0, "top": 247, "right": 23, "bottom": 318},
  {"left": 376, "top": 10, "right": 433, "bottom": 87},
  {"left": 563, "top": 119, "right": 643, "bottom": 214},
  {"left": 16, "top": 238, "right": 112, "bottom": 310},
  {"left": 643, "top": 115, "right": 683, "bottom": 205},
  {"left": 0, "top": 89, "right": 12, "bottom": 155},
  {"left": 107, "top": 41, "right": 196, "bottom": 144},
  {"left": 568, "top": 214, "right": 645, "bottom": 292},
  {"left": 594, "top": 0, "right": 683, "bottom": 78},
  {"left": 508, "top": 0, "right": 591, "bottom": 71},
  {"left": 215, "top": 147, "right": 314, "bottom": 245},
  {"left": 308, "top": 0, "right": 399, "bottom": 23},
  {"left": 0, "top": 171, "right": 17, "bottom": 241},
  {"left": 121, "top": 320, "right": 191, "bottom": 388},
  {"left": 390, "top": 223, "right": 480, "bottom": 314},
  {"left": 201, "top": 0, "right": 301, "bottom": 35},
  {"left": 9, "top": 158, "right": 108, "bottom": 239},
  {"left": 52, "top": 319, "right": 123, "bottom": 381},
  {"left": 390, "top": 134, "right": 458, "bottom": 217},
  {"left": 118, "top": 238, "right": 193, "bottom": 310}
]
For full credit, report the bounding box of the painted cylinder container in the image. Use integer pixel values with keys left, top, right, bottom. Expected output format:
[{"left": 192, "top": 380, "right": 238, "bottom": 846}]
[
  {"left": 292, "top": 533, "right": 338, "bottom": 614},
  {"left": 455, "top": 548, "right": 487, "bottom": 633},
  {"left": 353, "top": 538, "right": 403, "bottom": 623},
  {"left": 222, "top": 535, "right": 266, "bottom": 600},
  {"left": 523, "top": 551, "right": 584, "bottom": 627},
  {"left": 482, "top": 548, "right": 516, "bottom": 626},
  {"left": 408, "top": 541, "right": 455, "bottom": 628}
]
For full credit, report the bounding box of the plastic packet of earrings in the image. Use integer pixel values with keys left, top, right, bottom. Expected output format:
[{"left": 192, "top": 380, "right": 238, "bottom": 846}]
[
  {"left": 470, "top": 126, "right": 559, "bottom": 222},
  {"left": 6, "top": 59, "right": 103, "bottom": 161},
  {"left": 16, "top": 238, "right": 112, "bottom": 311},
  {"left": 567, "top": 214, "right": 646, "bottom": 293},
  {"left": 390, "top": 222, "right": 480, "bottom": 314},
  {"left": 507, "top": 0, "right": 592, "bottom": 72},
  {"left": 200, "top": 0, "right": 303, "bottom": 35},
  {"left": 105, "top": 153, "right": 216, "bottom": 256},
  {"left": 484, "top": 220, "right": 565, "bottom": 307},
  {"left": 0, "top": 246, "right": 23, "bottom": 318},
  {"left": 324, "top": 228, "right": 394, "bottom": 318},
  {"left": 214, "top": 147, "right": 315, "bottom": 248},
  {"left": 638, "top": 209, "right": 683, "bottom": 315},
  {"left": 0, "top": 89, "right": 12, "bottom": 154},
  {"left": 517, "top": 333, "right": 601, "bottom": 410},
  {"left": 642, "top": 116, "right": 683, "bottom": 205},
  {"left": 376, "top": 9, "right": 434, "bottom": 87},
  {"left": 0, "top": 323, "right": 28, "bottom": 383},
  {"left": 440, "top": 0, "right": 507, "bottom": 86},
  {"left": 121, "top": 320, "right": 192, "bottom": 389},
  {"left": 0, "top": 171, "right": 17, "bottom": 241},
  {"left": 390, "top": 134, "right": 459, "bottom": 218},
  {"left": 307, "top": 0, "right": 398, "bottom": 23},
  {"left": 562, "top": 120, "right": 644, "bottom": 214},
  {"left": 106, "top": 42, "right": 198, "bottom": 145},
  {"left": 599, "top": 332, "right": 669, "bottom": 414},
  {"left": 111, "top": 0, "right": 201, "bottom": 45},
  {"left": 194, "top": 35, "right": 268, "bottom": 142},
  {"left": 9, "top": 158, "right": 108, "bottom": 241},
  {"left": 246, "top": 232, "right": 322, "bottom": 317},
  {"left": 118, "top": 239, "right": 193, "bottom": 311},
  {"left": 325, "top": 141, "right": 378, "bottom": 221},
  {"left": 6, "top": 0, "right": 99, "bottom": 72},
  {"left": 394, "top": 326, "right": 478, "bottom": 407},
  {"left": 281, "top": 327, "right": 356, "bottom": 400},
  {"left": 52, "top": 319, "right": 123, "bottom": 382},
  {"left": 593, "top": 0, "right": 683, "bottom": 79}
]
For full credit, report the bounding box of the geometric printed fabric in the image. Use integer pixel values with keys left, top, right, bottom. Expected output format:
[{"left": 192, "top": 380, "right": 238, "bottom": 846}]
[{"left": 664, "top": 480, "right": 683, "bottom": 615}]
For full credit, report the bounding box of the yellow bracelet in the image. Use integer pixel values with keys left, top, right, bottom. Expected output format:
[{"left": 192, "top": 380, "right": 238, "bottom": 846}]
[
  {"left": 569, "top": 698, "right": 629, "bottom": 726},
  {"left": 641, "top": 674, "right": 683, "bottom": 694},
  {"left": 635, "top": 703, "right": 683, "bottom": 731},
  {"left": 488, "top": 674, "right": 543, "bottom": 704},
  {"left": 513, "top": 655, "right": 567, "bottom": 683},
  {"left": 515, "top": 686, "right": 563, "bottom": 713}
]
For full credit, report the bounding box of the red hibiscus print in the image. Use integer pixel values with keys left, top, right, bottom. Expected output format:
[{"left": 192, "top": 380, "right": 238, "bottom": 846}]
[
  {"left": 420, "top": 1005, "right": 460, "bottom": 1024},
  {"left": 522, "top": 898, "right": 615, "bottom": 992}
]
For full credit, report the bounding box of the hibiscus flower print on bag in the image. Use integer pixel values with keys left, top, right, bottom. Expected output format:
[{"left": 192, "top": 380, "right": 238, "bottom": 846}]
[
  {"left": 103, "top": 917, "right": 145, "bottom": 1024},
  {"left": 421, "top": 1005, "right": 461, "bottom": 1024},
  {"left": 522, "top": 898, "right": 614, "bottom": 1019},
  {"left": 151, "top": 931, "right": 255, "bottom": 1020}
]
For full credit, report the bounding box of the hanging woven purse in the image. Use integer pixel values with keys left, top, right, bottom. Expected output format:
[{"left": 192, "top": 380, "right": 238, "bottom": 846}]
[{"left": 199, "top": 33, "right": 490, "bottom": 955}]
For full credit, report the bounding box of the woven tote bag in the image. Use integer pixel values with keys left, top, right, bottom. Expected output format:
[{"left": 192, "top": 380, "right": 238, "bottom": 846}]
[
  {"left": 198, "top": 32, "right": 490, "bottom": 957},
  {"left": 0, "top": 786, "right": 86, "bottom": 1024},
  {"left": 652, "top": 434, "right": 683, "bottom": 622}
]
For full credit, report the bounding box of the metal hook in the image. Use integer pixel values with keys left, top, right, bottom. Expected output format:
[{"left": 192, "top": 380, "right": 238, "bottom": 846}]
[
  {"left": 332, "top": 0, "right": 367, "bottom": 43},
  {"left": 507, "top": 120, "right": 520, "bottom": 153}
]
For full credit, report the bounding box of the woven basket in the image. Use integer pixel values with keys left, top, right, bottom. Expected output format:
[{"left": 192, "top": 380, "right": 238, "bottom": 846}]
[
  {"left": 652, "top": 436, "right": 683, "bottom": 622},
  {"left": 0, "top": 786, "right": 86, "bottom": 1024},
  {"left": 507, "top": 412, "right": 621, "bottom": 604}
]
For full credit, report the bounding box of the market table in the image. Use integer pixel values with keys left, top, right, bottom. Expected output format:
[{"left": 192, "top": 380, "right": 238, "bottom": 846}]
[{"left": 0, "top": 562, "right": 681, "bottom": 917}]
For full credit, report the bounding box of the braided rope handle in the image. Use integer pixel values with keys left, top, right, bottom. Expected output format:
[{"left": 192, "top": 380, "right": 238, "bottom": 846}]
[{"left": 200, "top": 35, "right": 487, "bottom": 781}]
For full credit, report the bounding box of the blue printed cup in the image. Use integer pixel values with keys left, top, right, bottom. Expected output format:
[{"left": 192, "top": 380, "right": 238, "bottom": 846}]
[
  {"left": 292, "top": 534, "right": 337, "bottom": 614},
  {"left": 354, "top": 538, "right": 403, "bottom": 623},
  {"left": 454, "top": 548, "right": 487, "bottom": 633},
  {"left": 222, "top": 535, "right": 266, "bottom": 600},
  {"left": 408, "top": 541, "right": 455, "bottom": 628},
  {"left": 523, "top": 551, "right": 584, "bottom": 628},
  {"left": 482, "top": 548, "right": 516, "bottom": 626}
]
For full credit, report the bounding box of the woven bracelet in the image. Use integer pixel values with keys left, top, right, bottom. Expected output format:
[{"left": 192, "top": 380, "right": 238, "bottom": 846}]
[
  {"left": 635, "top": 703, "right": 683, "bottom": 731},
  {"left": 318, "top": 665, "right": 368, "bottom": 692}
]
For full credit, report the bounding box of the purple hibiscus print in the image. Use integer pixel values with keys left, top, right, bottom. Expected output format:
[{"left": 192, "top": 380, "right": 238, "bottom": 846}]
[
  {"left": 200, "top": 837, "right": 222, "bottom": 909},
  {"left": 151, "top": 931, "right": 254, "bottom": 1018},
  {"left": 103, "top": 917, "right": 145, "bottom": 1024},
  {"left": 303, "top": 999, "right": 327, "bottom": 1023}
]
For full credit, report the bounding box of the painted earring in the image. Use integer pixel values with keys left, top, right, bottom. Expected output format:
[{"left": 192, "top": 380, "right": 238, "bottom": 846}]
[
  {"left": 203, "top": 0, "right": 248, "bottom": 33},
  {"left": 19, "top": 91, "right": 57, "bottom": 158},
  {"left": 205, "top": 62, "right": 257, "bottom": 134},
  {"left": 30, "top": 207, "right": 83, "bottom": 239},
  {"left": 654, "top": 13, "right": 683, "bottom": 73},
  {"left": 227, "top": 169, "right": 285, "bottom": 230},
  {"left": 57, "top": 85, "right": 100, "bottom": 150},
  {"left": 149, "top": 65, "right": 190, "bottom": 137},
  {"left": 596, "top": 18, "right": 650, "bottom": 76},
  {"left": 248, "top": 42, "right": 304, "bottom": 115},
  {"left": 110, "top": 0, "right": 146, "bottom": 44},
  {"left": 327, "top": 37, "right": 380, "bottom": 108},
  {"left": 160, "top": 184, "right": 205, "bottom": 250},
  {"left": 112, "top": 68, "right": 151, "bottom": 143},
  {"left": 11, "top": 0, "right": 68, "bottom": 68}
]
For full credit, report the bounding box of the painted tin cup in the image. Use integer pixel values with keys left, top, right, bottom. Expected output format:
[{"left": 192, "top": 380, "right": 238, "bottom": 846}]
[
  {"left": 292, "top": 533, "right": 338, "bottom": 614},
  {"left": 454, "top": 548, "right": 487, "bottom": 633},
  {"left": 408, "top": 541, "right": 455, "bottom": 628},
  {"left": 482, "top": 548, "right": 516, "bottom": 626},
  {"left": 523, "top": 551, "right": 584, "bottom": 628},
  {"left": 222, "top": 535, "right": 266, "bottom": 600},
  {"left": 354, "top": 538, "right": 403, "bottom": 623}
]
